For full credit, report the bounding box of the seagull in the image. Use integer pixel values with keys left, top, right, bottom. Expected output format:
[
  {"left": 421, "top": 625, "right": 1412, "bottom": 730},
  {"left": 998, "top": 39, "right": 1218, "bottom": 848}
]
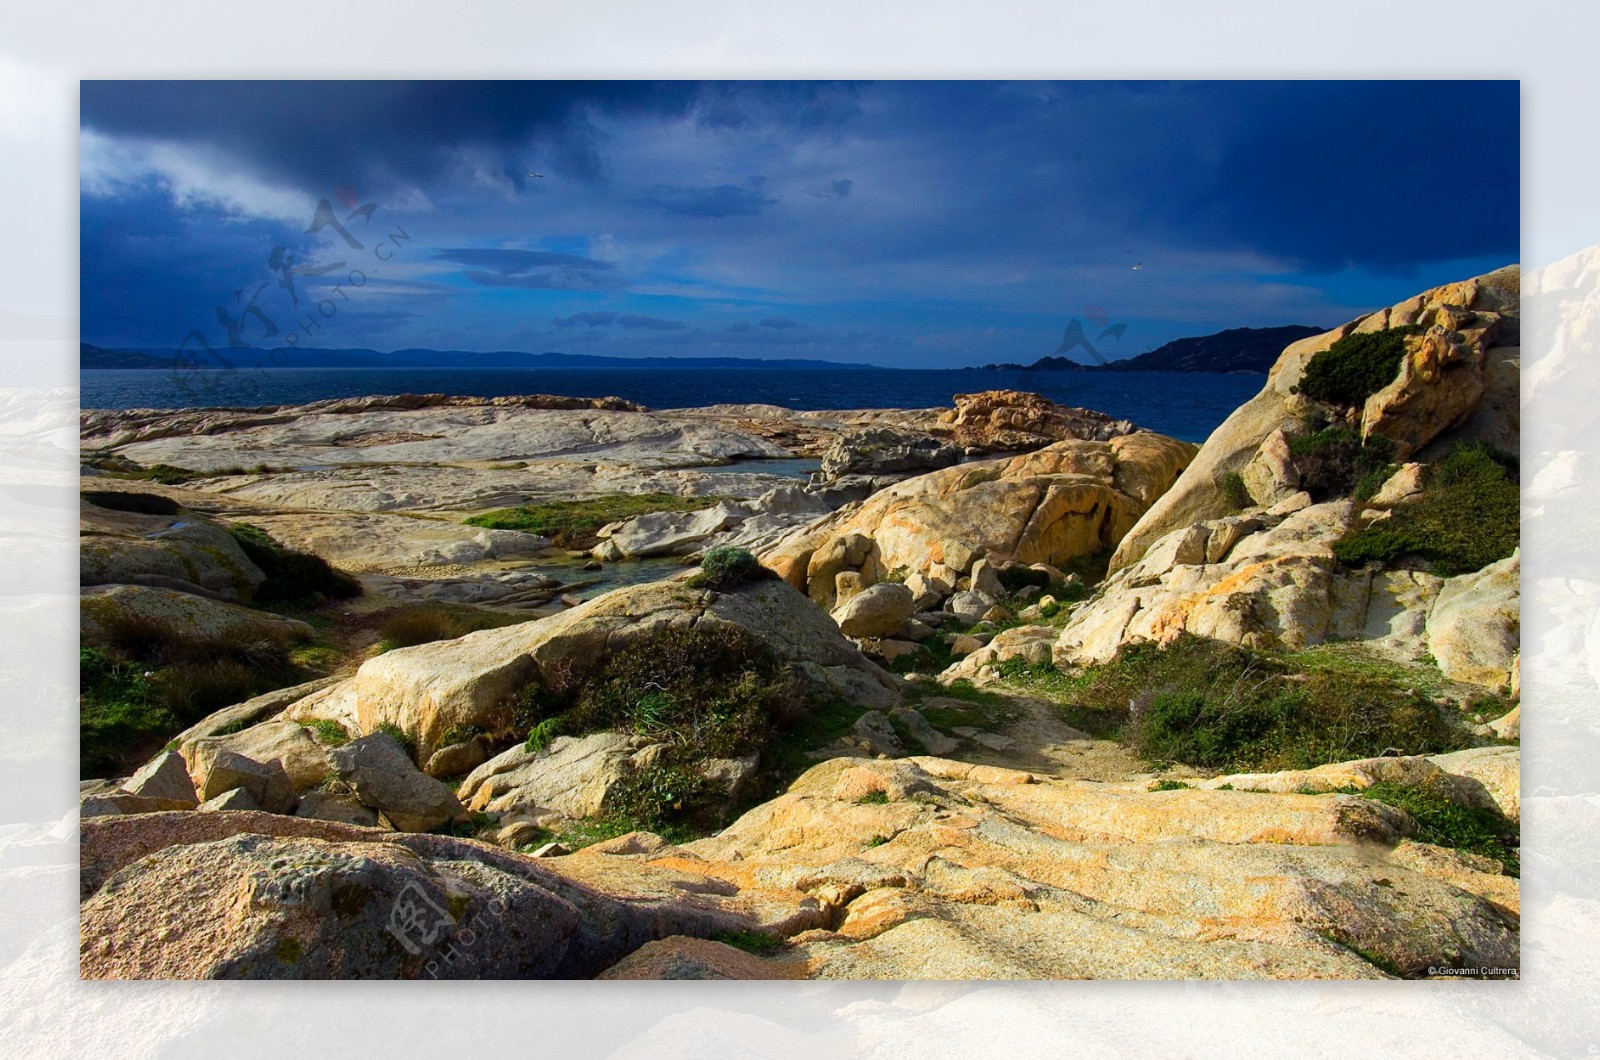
[
  {"left": 1130, "top": 262, "right": 1144, "bottom": 271},
  {"left": 527, "top": 172, "right": 545, "bottom": 178}
]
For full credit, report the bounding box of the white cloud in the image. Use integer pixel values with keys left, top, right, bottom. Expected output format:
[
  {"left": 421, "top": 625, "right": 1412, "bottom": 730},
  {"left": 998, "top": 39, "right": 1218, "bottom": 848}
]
[{"left": 80, "top": 128, "right": 311, "bottom": 222}]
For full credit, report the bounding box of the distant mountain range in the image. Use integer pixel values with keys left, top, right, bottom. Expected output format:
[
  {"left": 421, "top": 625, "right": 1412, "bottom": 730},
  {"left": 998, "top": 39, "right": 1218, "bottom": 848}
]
[
  {"left": 979, "top": 324, "right": 1323, "bottom": 374},
  {"left": 79, "top": 344, "right": 879, "bottom": 372}
]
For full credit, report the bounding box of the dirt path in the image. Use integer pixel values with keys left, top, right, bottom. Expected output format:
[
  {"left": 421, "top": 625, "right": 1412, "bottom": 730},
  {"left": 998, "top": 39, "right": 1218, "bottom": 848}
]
[{"left": 921, "top": 684, "right": 1154, "bottom": 784}]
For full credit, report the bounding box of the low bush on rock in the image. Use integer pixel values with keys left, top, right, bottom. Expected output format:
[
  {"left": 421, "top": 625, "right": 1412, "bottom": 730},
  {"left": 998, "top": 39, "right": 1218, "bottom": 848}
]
[
  {"left": 464, "top": 493, "right": 724, "bottom": 550},
  {"left": 1287, "top": 427, "right": 1395, "bottom": 501},
  {"left": 227, "top": 523, "right": 362, "bottom": 604},
  {"left": 505, "top": 623, "right": 807, "bottom": 835},
  {"left": 1003, "top": 637, "right": 1470, "bottom": 772},
  {"left": 1362, "top": 780, "right": 1520, "bottom": 876},
  {"left": 80, "top": 647, "right": 172, "bottom": 778},
  {"left": 686, "top": 546, "right": 777, "bottom": 591},
  {"left": 1334, "top": 442, "right": 1519, "bottom": 575},
  {"left": 80, "top": 616, "right": 305, "bottom": 776},
  {"left": 1219, "top": 471, "right": 1251, "bottom": 511},
  {"left": 302, "top": 718, "right": 351, "bottom": 747},
  {"left": 1297, "top": 325, "right": 1422, "bottom": 408},
  {"left": 710, "top": 930, "right": 786, "bottom": 956},
  {"left": 568, "top": 625, "right": 802, "bottom": 756}
]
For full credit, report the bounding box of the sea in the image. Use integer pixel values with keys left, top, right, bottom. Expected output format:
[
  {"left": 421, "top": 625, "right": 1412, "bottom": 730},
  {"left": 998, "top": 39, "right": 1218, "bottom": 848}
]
[{"left": 79, "top": 366, "right": 1262, "bottom": 444}]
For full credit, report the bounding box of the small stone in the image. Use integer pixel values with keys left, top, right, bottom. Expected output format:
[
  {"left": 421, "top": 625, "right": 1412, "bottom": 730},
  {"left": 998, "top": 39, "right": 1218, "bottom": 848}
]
[{"left": 529, "top": 842, "right": 570, "bottom": 858}]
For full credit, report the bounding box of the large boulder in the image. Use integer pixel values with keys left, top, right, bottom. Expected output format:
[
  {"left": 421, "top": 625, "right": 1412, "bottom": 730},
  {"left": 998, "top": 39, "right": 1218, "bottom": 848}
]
[
  {"left": 288, "top": 578, "right": 900, "bottom": 761},
  {"left": 816, "top": 427, "right": 962, "bottom": 482},
  {"left": 681, "top": 756, "right": 1517, "bottom": 980},
  {"left": 1426, "top": 552, "right": 1520, "bottom": 690},
  {"left": 832, "top": 583, "right": 916, "bottom": 639},
  {"left": 181, "top": 720, "right": 334, "bottom": 793},
  {"left": 457, "top": 733, "right": 663, "bottom": 818},
  {"left": 81, "top": 584, "right": 314, "bottom": 647},
  {"left": 1361, "top": 326, "right": 1488, "bottom": 460},
  {"left": 329, "top": 733, "right": 465, "bottom": 832},
  {"left": 118, "top": 751, "right": 198, "bottom": 807},
  {"left": 79, "top": 497, "right": 266, "bottom": 601},
  {"left": 933, "top": 390, "right": 1136, "bottom": 448},
  {"left": 593, "top": 502, "right": 745, "bottom": 559},
  {"left": 78, "top": 810, "right": 828, "bottom": 979},
  {"left": 765, "top": 432, "right": 1196, "bottom": 609},
  {"left": 1052, "top": 501, "right": 1373, "bottom": 666},
  {"left": 184, "top": 747, "right": 296, "bottom": 814},
  {"left": 1107, "top": 267, "right": 1519, "bottom": 574}
]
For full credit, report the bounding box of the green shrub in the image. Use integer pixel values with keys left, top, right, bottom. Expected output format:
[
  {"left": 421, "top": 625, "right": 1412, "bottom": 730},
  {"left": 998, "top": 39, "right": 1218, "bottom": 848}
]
[
  {"left": 302, "top": 718, "right": 351, "bottom": 746},
  {"left": 439, "top": 723, "right": 485, "bottom": 747},
  {"left": 1219, "top": 471, "right": 1252, "bottom": 510},
  {"left": 856, "top": 789, "right": 890, "bottom": 805},
  {"left": 1362, "top": 781, "right": 1519, "bottom": 876},
  {"left": 604, "top": 761, "right": 724, "bottom": 835},
  {"left": 710, "top": 929, "right": 785, "bottom": 956},
  {"left": 1148, "top": 779, "right": 1190, "bottom": 791},
  {"left": 1297, "top": 325, "right": 1423, "bottom": 407},
  {"left": 376, "top": 608, "right": 466, "bottom": 650},
  {"left": 465, "top": 493, "right": 724, "bottom": 549},
  {"left": 1334, "top": 442, "right": 1519, "bottom": 575},
  {"left": 80, "top": 647, "right": 174, "bottom": 777},
  {"left": 154, "top": 660, "right": 262, "bottom": 724},
  {"left": 523, "top": 716, "right": 565, "bottom": 753},
  {"left": 686, "top": 546, "right": 776, "bottom": 590},
  {"left": 1287, "top": 427, "right": 1395, "bottom": 501},
  {"left": 569, "top": 624, "right": 801, "bottom": 757},
  {"left": 228, "top": 523, "right": 362, "bottom": 603},
  {"left": 1019, "top": 637, "right": 1466, "bottom": 772}
]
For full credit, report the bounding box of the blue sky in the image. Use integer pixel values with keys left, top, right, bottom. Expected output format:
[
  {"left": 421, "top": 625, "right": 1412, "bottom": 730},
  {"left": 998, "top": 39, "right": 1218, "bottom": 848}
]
[{"left": 79, "top": 80, "right": 1519, "bottom": 368}]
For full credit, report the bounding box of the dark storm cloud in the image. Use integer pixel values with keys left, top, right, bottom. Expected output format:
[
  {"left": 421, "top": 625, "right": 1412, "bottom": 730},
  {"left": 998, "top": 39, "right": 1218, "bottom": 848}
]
[
  {"left": 632, "top": 182, "right": 778, "bottom": 218},
  {"left": 617, "top": 314, "right": 687, "bottom": 331},
  {"left": 1161, "top": 81, "right": 1521, "bottom": 273},
  {"left": 552, "top": 311, "right": 618, "bottom": 327},
  {"left": 80, "top": 81, "right": 705, "bottom": 189},
  {"left": 80, "top": 81, "right": 1519, "bottom": 364},
  {"left": 79, "top": 81, "right": 862, "bottom": 196}
]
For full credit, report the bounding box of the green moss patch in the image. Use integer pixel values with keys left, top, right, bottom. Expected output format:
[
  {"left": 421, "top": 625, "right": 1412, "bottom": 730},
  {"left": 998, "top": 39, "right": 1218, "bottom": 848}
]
[
  {"left": 1362, "top": 780, "right": 1519, "bottom": 876},
  {"left": 465, "top": 493, "right": 724, "bottom": 549},
  {"left": 1287, "top": 427, "right": 1395, "bottom": 501},
  {"left": 999, "top": 637, "right": 1471, "bottom": 772},
  {"left": 686, "top": 546, "right": 777, "bottom": 590},
  {"left": 1334, "top": 442, "right": 1519, "bottom": 576},
  {"left": 1297, "top": 325, "right": 1423, "bottom": 408}
]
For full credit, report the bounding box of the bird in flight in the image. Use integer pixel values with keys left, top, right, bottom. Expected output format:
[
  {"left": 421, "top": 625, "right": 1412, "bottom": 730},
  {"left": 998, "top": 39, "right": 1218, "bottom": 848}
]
[
  {"left": 1130, "top": 262, "right": 1144, "bottom": 271},
  {"left": 527, "top": 172, "right": 544, "bottom": 178}
]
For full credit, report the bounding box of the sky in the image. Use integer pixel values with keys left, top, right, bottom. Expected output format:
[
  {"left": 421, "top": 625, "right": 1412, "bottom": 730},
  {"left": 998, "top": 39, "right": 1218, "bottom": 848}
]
[{"left": 79, "top": 80, "right": 1520, "bottom": 369}]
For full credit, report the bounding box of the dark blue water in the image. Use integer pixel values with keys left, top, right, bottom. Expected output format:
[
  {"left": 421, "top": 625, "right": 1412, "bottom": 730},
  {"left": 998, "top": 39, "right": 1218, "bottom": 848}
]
[{"left": 79, "top": 367, "right": 1262, "bottom": 444}]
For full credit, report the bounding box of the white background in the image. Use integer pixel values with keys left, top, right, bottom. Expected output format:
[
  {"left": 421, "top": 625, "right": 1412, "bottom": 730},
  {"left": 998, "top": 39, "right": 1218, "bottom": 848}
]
[{"left": 2, "top": 2, "right": 1597, "bottom": 1056}]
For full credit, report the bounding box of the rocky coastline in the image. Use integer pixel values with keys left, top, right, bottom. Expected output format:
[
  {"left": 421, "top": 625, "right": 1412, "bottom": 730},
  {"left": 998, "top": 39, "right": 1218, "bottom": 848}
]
[{"left": 78, "top": 268, "right": 1522, "bottom": 980}]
